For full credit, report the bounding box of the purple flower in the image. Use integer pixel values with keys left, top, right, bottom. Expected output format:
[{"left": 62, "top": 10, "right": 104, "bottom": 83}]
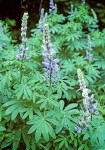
[
  {"left": 19, "top": 45, "right": 26, "bottom": 52},
  {"left": 16, "top": 54, "right": 23, "bottom": 60},
  {"left": 75, "top": 69, "right": 99, "bottom": 133},
  {"left": 38, "top": 8, "right": 45, "bottom": 32},
  {"left": 16, "top": 12, "right": 29, "bottom": 60},
  {"left": 2, "top": 42, "right": 7, "bottom": 47},
  {"left": 49, "top": 0, "right": 55, "bottom": 14},
  {"left": 42, "top": 22, "right": 60, "bottom": 86},
  {"left": 74, "top": 126, "right": 82, "bottom": 133}
]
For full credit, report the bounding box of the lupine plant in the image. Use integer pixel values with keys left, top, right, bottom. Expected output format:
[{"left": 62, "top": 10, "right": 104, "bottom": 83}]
[
  {"left": 38, "top": 8, "right": 45, "bottom": 32},
  {"left": 75, "top": 68, "right": 98, "bottom": 133},
  {"left": 0, "top": 1, "right": 105, "bottom": 149},
  {"left": 49, "top": 0, "right": 55, "bottom": 14},
  {"left": 42, "top": 19, "right": 60, "bottom": 86},
  {"left": 16, "top": 12, "right": 29, "bottom": 60}
]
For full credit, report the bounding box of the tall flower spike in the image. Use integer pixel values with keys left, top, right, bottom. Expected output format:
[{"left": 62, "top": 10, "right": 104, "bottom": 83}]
[
  {"left": 16, "top": 12, "right": 29, "bottom": 60},
  {"left": 49, "top": 0, "right": 55, "bottom": 14},
  {"left": 70, "top": 5, "right": 74, "bottom": 15},
  {"left": 85, "top": 35, "right": 93, "bottom": 62},
  {"left": 42, "top": 17, "right": 60, "bottom": 86},
  {"left": 0, "top": 25, "right": 3, "bottom": 34},
  {"left": 90, "top": 9, "right": 98, "bottom": 31},
  {"left": 82, "top": 0, "right": 86, "bottom": 5},
  {"left": 75, "top": 69, "right": 98, "bottom": 133},
  {"left": 38, "top": 8, "right": 45, "bottom": 32}
]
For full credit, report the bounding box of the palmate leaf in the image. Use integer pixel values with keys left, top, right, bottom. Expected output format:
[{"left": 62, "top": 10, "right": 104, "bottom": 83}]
[
  {"left": 22, "top": 107, "right": 33, "bottom": 120},
  {"left": 66, "top": 31, "right": 82, "bottom": 42},
  {"left": 5, "top": 103, "right": 20, "bottom": 115},
  {"left": 35, "top": 125, "right": 42, "bottom": 143},
  {"left": 1, "top": 138, "right": 12, "bottom": 148},
  {"left": 91, "top": 123, "right": 105, "bottom": 147},
  {"left": 60, "top": 59, "right": 75, "bottom": 75},
  {"left": 28, "top": 119, "right": 56, "bottom": 142},
  {"left": 36, "top": 92, "right": 59, "bottom": 110},
  {"left": 22, "top": 128, "right": 30, "bottom": 150},
  {"left": 27, "top": 111, "right": 56, "bottom": 142},
  {"left": 3, "top": 100, "right": 18, "bottom": 107},
  {"left": 55, "top": 100, "right": 79, "bottom": 132},
  {"left": 54, "top": 135, "right": 69, "bottom": 149},
  {"left": 90, "top": 115, "right": 105, "bottom": 148},
  {"left": 3, "top": 100, "right": 25, "bottom": 120},
  {"left": 50, "top": 24, "right": 61, "bottom": 34},
  {"left": 59, "top": 100, "right": 78, "bottom": 112},
  {"left": 64, "top": 103, "right": 78, "bottom": 111},
  {"left": 94, "top": 59, "right": 105, "bottom": 69},
  {"left": 67, "top": 39, "right": 85, "bottom": 51},
  {"left": 11, "top": 106, "right": 20, "bottom": 120},
  {"left": 0, "top": 125, "right": 6, "bottom": 131},
  {"left": 12, "top": 130, "right": 21, "bottom": 150},
  {"left": 85, "top": 64, "right": 100, "bottom": 80},
  {"left": 14, "top": 83, "right": 32, "bottom": 100},
  {"left": 56, "top": 76, "right": 73, "bottom": 99}
]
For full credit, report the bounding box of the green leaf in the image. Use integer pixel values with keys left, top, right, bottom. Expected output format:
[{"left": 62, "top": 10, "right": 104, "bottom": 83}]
[
  {"left": 59, "top": 140, "right": 65, "bottom": 149},
  {"left": 47, "top": 122, "right": 56, "bottom": 139},
  {"left": 5, "top": 103, "right": 19, "bottom": 115},
  {"left": 45, "top": 142, "right": 52, "bottom": 150},
  {"left": 11, "top": 107, "right": 20, "bottom": 120},
  {"left": 22, "top": 108, "right": 33, "bottom": 120},
  {"left": 22, "top": 130, "right": 30, "bottom": 150},
  {"left": 65, "top": 140, "right": 69, "bottom": 148},
  {"left": 64, "top": 103, "right": 78, "bottom": 111},
  {"left": 28, "top": 124, "right": 37, "bottom": 134},
  {"left": 78, "top": 145, "right": 85, "bottom": 150},
  {"left": 0, "top": 105, "right": 3, "bottom": 121},
  {"left": 1, "top": 139, "right": 12, "bottom": 148},
  {"left": 57, "top": 88, "right": 62, "bottom": 98},
  {"left": 92, "top": 125, "right": 105, "bottom": 147},
  {"left": 94, "top": 59, "right": 105, "bottom": 69},
  {"left": 41, "top": 121, "right": 49, "bottom": 141},
  {"left": 12, "top": 130, "right": 21, "bottom": 150},
  {"left": 35, "top": 127, "right": 41, "bottom": 142},
  {"left": 3, "top": 100, "right": 18, "bottom": 107},
  {"left": 0, "top": 125, "right": 6, "bottom": 131},
  {"left": 74, "top": 139, "right": 77, "bottom": 147},
  {"left": 16, "top": 86, "right": 24, "bottom": 99},
  {"left": 59, "top": 100, "right": 64, "bottom": 111},
  {"left": 31, "top": 139, "right": 36, "bottom": 150},
  {"left": 40, "top": 100, "right": 47, "bottom": 110},
  {"left": 83, "top": 132, "right": 90, "bottom": 141},
  {"left": 26, "top": 85, "right": 32, "bottom": 97}
]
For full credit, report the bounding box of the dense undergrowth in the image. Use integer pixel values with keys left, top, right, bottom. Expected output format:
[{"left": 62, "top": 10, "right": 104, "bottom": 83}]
[{"left": 0, "top": 0, "right": 105, "bottom": 150}]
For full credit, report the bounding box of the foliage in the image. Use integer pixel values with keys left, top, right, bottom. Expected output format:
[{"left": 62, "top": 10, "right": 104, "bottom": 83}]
[{"left": 0, "top": 1, "right": 105, "bottom": 150}]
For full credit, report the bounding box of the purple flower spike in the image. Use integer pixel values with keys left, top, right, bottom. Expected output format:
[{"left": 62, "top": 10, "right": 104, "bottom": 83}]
[
  {"left": 38, "top": 8, "right": 45, "bottom": 32},
  {"left": 49, "top": 0, "right": 55, "bottom": 14},
  {"left": 16, "top": 12, "right": 29, "bottom": 60},
  {"left": 42, "top": 20, "right": 60, "bottom": 86},
  {"left": 75, "top": 69, "right": 99, "bottom": 133}
]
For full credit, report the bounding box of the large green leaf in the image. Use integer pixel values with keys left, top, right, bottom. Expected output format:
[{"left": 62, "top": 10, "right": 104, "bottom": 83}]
[{"left": 27, "top": 111, "right": 56, "bottom": 142}]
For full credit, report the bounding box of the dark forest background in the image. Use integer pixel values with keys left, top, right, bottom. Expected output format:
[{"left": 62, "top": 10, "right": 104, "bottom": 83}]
[{"left": 0, "top": 0, "right": 105, "bottom": 39}]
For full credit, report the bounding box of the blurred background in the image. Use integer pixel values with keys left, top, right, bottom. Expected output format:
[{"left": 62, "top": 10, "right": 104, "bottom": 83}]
[{"left": 0, "top": 0, "right": 105, "bottom": 39}]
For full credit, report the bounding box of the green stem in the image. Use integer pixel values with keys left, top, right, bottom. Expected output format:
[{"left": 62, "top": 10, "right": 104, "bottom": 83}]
[
  {"left": 19, "top": 41, "right": 26, "bottom": 83},
  {"left": 20, "top": 62, "right": 23, "bottom": 83},
  {"left": 49, "top": 56, "right": 52, "bottom": 88}
]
